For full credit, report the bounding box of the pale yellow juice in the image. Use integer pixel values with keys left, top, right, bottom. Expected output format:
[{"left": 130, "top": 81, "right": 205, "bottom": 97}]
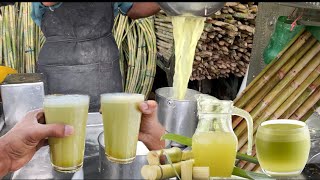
[
  {"left": 44, "top": 95, "right": 89, "bottom": 172},
  {"left": 100, "top": 93, "right": 144, "bottom": 164},
  {"left": 256, "top": 120, "right": 310, "bottom": 176},
  {"left": 171, "top": 16, "right": 205, "bottom": 100},
  {"left": 192, "top": 131, "right": 238, "bottom": 177}
]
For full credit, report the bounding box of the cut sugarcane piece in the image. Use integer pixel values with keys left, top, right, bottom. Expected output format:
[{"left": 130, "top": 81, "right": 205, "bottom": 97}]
[
  {"left": 193, "top": 167, "right": 210, "bottom": 180},
  {"left": 141, "top": 162, "right": 182, "bottom": 180},
  {"left": 181, "top": 150, "right": 193, "bottom": 161},
  {"left": 147, "top": 147, "right": 182, "bottom": 165},
  {"left": 181, "top": 159, "right": 194, "bottom": 180}
]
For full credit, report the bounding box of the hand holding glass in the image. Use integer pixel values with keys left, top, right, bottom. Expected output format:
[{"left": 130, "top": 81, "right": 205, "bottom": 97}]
[
  {"left": 44, "top": 94, "right": 90, "bottom": 173},
  {"left": 100, "top": 93, "right": 144, "bottom": 164}
]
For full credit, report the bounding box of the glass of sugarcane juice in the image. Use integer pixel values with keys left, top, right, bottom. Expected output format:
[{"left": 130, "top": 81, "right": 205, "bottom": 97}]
[
  {"left": 44, "top": 94, "right": 89, "bottom": 173},
  {"left": 100, "top": 93, "right": 144, "bottom": 164},
  {"left": 256, "top": 120, "right": 310, "bottom": 177},
  {"left": 192, "top": 96, "right": 253, "bottom": 177}
]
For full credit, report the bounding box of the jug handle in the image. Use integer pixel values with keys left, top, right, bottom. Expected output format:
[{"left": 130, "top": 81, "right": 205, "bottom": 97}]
[{"left": 232, "top": 107, "right": 253, "bottom": 156}]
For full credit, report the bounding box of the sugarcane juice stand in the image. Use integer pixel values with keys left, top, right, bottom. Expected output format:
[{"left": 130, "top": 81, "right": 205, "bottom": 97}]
[{"left": 1, "top": 2, "right": 320, "bottom": 180}]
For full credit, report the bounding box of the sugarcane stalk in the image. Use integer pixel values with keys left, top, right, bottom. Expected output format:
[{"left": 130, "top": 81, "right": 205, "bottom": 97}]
[
  {"left": 232, "top": 37, "right": 317, "bottom": 129},
  {"left": 237, "top": 62, "right": 320, "bottom": 151},
  {"left": 234, "top": 30, "right": 310, "bottom": 108},
  {"left": 234, "top": 42, "right": 320, "bottom": 137},
  {"left": 0, "top": 10, "right": 3, "bottom": 65},
  {"left": 290, "top": 87, "right": 320, "bottom": 120},
  {"left": 300, "top": 100, "right": 320, "bottom": 122},
  {"left": 273, "top": 76, "right": 320, "bottom": 119}
]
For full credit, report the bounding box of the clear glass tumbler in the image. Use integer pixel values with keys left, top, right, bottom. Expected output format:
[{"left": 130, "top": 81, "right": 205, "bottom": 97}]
[
  {"left": 44, "top": 94, "right": 90, "bottom": 173},
  {"left": 100, "top": 93, "right": 144, "bottom": 164},
  {"left": 256, "top": 119, "right": 311, "bottom": 177}
]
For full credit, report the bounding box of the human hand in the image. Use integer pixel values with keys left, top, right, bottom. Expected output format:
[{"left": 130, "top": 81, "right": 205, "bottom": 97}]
[
  {"left": 0, "top": 109, "right": 74, "bottom": 176},
  {"left": 41, "top": 2, "right": 58, "bottom": 6},
  {"left": 138, "top": 100, "right": 166, "bottom": 150}
]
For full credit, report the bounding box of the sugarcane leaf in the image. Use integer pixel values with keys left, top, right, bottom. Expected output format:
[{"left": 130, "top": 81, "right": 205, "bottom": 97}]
[
  {"left": 236, "top": 153, "right": 259, "bottom": 165},
  {"left": 161, "top": 133, "right": 192, "bottom": 146},
  {"left": 164, "top": 152, "right": 181, "bottom": 180},
  {"left": 232, "top": 167, "right": 275, "bottom": 180}
]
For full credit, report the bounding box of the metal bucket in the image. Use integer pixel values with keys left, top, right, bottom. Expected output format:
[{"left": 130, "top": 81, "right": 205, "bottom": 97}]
[
  {"left": 98, "top": 132, "right": 149, "bottom": 179},
  {"left": 155, "top": 87, "right": 201, "bottom": 140}
]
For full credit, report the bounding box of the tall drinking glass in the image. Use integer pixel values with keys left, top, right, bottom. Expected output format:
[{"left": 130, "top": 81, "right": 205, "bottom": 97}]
[
  {"left": 100, "top": 93, "right": 144, "bottom": 164},
  {"left": 44, "top": 94, "right": 90, "bottom": 173},
  {"left": 256, "top": 119, "right": 310, "bottom": 177}
]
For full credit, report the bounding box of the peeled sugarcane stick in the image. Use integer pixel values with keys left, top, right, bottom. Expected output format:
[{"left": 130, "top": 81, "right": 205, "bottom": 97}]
[
  {"left": 141, "top": 161, "right": 210, "bottom": 180},
  {"left": 181, "top": 159, "right": 193, "bottom": 180},
  {"left": 232, "top": 37, "right": 317, "bottom": 129},
  {"left": 272, "top": 76, "right": 320, "bottom": 119},
  {"left": 234, "top": 42, "right": 320, "bottom": 137},
  {"left": 237, "top": 62, "right": 320, "bottom": 152},
  {"left": 192, "top": 167, "right": 210, "bottom": 180},
  {"left": 234, "top": 30, "right": 309, "bottom": 108},
  {"left": 290, "top": 87, "right": 320, "bottom": 120},
  {"left": 281, "top": 80, "right": 320, "bottom": 119},
  {"left": 141, "top": 162, "right": 182, "bottom": 180}
]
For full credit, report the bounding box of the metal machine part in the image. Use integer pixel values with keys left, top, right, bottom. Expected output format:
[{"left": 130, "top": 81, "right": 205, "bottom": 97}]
[
  {"left": 158, "top": 2, "right": 225, "bottom": 17},
  {"left": 155, "top": 87, "right": 201, "bottom": 147},
  {"left": 0, "top": 73, "right": 45, "bottom": 134}
]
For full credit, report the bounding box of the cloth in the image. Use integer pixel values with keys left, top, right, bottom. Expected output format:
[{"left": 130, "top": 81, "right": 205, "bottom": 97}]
[
  {"left": 36, "top": 2, "right": 123, "bottom": 112},
  {"left": 31, "top": 2, "right": 133, "bottom": 26}
]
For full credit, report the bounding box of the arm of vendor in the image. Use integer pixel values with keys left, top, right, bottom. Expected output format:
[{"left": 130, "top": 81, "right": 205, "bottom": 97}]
[
  {"left": 0, "top": 101, "right": 165, "bottom": 177},
  {"left": 31, "top": 2, "right": 160, "bottom": 26}
]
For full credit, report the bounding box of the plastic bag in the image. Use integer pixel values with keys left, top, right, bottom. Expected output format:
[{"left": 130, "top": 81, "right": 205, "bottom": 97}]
[
  {"left": 263, "top": 16, "right": 305, "bottom": 64},
  {"left": 306, "top": 26, "right": 320, "bottom": 42}
]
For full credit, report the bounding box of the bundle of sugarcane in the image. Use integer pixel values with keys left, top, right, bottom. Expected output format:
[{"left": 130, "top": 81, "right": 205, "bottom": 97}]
[
  {"left": 0, "top": 2, "right": 45, "bottom": 73},
  {"left": 232, "top": 30, "right": 320, "bottom": 172},
  {"left": 154, "top": 2, "right": 257, "bottom": 81},
  {"left": 112, "top": 14, "right": 157, "bottom": 98},
  {"left": 154, "top": 10, "right": 173, "bottom": 62}
]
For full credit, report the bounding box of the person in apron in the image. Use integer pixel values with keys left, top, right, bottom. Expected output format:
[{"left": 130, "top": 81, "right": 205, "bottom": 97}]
[{"left": 34, "top": 2, "right": 160, "bottom": 112}]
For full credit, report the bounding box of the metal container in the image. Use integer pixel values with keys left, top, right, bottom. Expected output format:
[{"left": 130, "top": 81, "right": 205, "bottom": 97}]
[
  {"left": 98, "top": 132, "right": 149, "bottom": 179},
  {"left": 0, "top": 73, "right": 45, "bottom": 134},
  {"left": 155, "top": 87, "right": 201, "bottom": 140},
  {"left": 157, "top": 2, "right": 225, "bottom": 17}
]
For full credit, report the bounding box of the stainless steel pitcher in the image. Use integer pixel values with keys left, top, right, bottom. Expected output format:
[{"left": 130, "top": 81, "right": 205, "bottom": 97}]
[
  {"left": 155, "top": 87, "right": 201, "bottom": 141},
  {"left": 0, "top": 73, "right": 45, "bottom": 133}
]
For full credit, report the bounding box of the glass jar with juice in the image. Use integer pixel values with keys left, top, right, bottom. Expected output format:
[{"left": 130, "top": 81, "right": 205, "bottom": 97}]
[{"left": 192, "top": 94, "right": 253, "bottom": 177}]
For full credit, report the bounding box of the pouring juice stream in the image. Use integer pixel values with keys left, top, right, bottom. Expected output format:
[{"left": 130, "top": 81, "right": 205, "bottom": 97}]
[{"left": 171, "top": 15, "right": 253, "bottom": 177}]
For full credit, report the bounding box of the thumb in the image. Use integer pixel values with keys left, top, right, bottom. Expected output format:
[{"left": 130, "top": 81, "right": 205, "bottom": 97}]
[
  {"left": 35, "top": 124, "right": 74, "bottom": 140},
  {"left": 139, "top": 100, "right": 158, "bottom": 121}
]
